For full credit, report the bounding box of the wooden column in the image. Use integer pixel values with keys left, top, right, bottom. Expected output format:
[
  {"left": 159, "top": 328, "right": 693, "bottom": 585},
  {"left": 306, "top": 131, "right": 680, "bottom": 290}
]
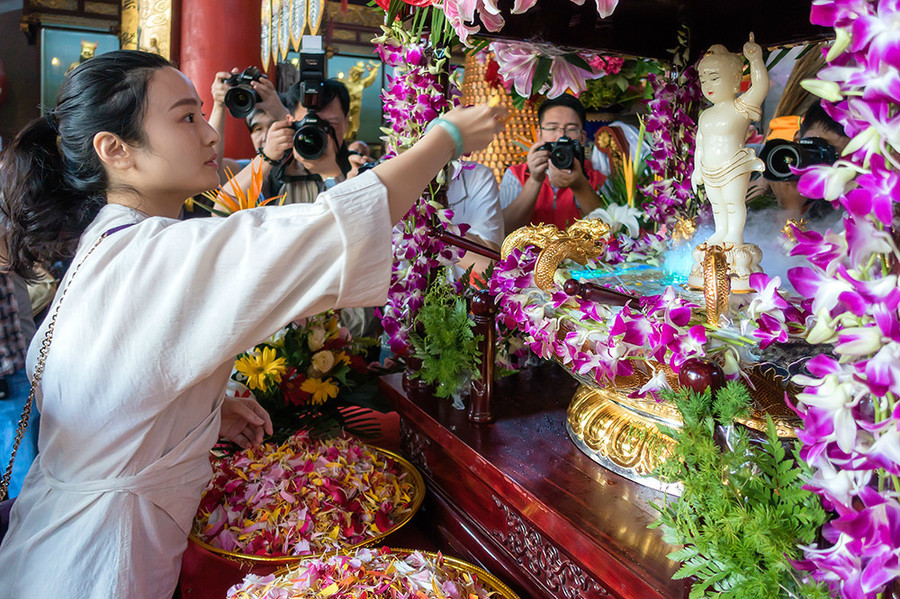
[
  {"left": 179, "top": 0, "right": 262, "bottom": 159},
  {"left": 468, "top": 289, "right": 496, "bottom": 423}
]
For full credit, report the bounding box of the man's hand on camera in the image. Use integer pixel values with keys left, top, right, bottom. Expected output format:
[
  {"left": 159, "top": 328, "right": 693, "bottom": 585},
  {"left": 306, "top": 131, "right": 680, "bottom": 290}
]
[
  {"left": 211, "top": 69, "right": 239, "bottom": 107},
  {"left": 526, "top": 141, "right": 550, "bottom": 182},
  {"left": 252, "top": 76, "right": 289, "bottom": 121},
  {"left": 547, "top": 158, "right": 588, "bottom": 190},
  {"left": 347, "top": 152, "right": 369, "bottom": 179},
  {"left": 261, "top": 119, "right": 294, "bottom": 164},
  {"left": 295, "top": 134, "right": 343, "bottom": 179}
]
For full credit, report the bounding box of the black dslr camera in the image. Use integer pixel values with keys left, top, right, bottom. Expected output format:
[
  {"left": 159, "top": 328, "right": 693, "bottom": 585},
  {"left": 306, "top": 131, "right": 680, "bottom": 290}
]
[
  {"left": 290, "top": 50, "right": 334, "bottom": 160},
  {"left": 759, "top": 137, "right": 839, "bottom": 181},
  {"left": 538, "top": 136, "right": 585, "bottom": 170},
  {"left": 223, "top": 66, "right": 265, "bottom": 119}
]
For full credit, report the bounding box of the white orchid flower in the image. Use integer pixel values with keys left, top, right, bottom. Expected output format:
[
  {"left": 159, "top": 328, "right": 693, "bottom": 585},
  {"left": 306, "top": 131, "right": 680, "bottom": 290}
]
[{"left": 586, "top": 203, "right": 642, "bottom": 238}]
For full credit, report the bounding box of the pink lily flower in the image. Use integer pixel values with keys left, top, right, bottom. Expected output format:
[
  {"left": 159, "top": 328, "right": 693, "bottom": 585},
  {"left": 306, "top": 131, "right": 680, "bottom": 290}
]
[{"left": 491, "top": 42, "right": 540, "bottom": 97}]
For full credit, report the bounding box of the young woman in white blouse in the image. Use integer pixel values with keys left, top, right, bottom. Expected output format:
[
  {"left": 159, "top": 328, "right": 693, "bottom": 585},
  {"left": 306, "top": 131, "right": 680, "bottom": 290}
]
[{"left": 0, "top": 50, "right": 503, "bottom": 599}]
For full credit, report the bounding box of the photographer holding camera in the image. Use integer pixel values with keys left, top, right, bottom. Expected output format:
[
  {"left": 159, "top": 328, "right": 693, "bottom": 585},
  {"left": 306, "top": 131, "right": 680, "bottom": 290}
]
[
  {"left": 208, "top": 67, "right": 289, "bottom": 183},
  {"left": 499, "top": 94, "right": 605, "bottom": 231},
  {"left": 219, "top": 77, "right": 351, "bottom": 205},
  {"left": 760, "top": 100, "right": 849, "bottom": 224}
]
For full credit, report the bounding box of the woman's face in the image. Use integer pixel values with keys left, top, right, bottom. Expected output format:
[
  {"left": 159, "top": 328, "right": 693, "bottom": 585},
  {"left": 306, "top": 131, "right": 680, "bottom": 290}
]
[{"left": 129, "top": 67, "right": 221, "bottom": 206}]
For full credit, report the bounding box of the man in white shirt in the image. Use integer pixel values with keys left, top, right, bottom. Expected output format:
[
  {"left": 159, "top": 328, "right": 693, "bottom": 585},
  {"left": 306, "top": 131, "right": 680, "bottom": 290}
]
[{"left": 447, "top": 161, "right": 504, "bottom": 276}]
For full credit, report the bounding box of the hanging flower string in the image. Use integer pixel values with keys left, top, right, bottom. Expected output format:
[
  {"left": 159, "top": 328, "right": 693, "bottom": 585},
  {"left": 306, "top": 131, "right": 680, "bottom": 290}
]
[
  {"left": 640, "top": 28, "right": 704, "bottom": 229},
  {"left": 227, "top": 547, "right": 497, "bottom": 598},
  {"left": 193, "top": 432, "right": 417, "bottom": 557},
  {"left": 777, "top": 0, "right": 900, "bottom": 596},
  {"left": 373, "top": 21, "right": 467, "bottom": 356}
]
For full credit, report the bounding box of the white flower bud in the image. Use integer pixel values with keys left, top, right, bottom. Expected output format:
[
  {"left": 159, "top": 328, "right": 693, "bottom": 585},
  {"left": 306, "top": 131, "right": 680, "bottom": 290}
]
[{"left": 800, "top": 79, "right": 844, "bottom": 103}]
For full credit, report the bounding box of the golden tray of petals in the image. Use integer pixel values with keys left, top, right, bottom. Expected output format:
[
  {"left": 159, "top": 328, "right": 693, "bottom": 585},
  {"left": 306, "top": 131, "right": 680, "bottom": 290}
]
[
  {"left": 228, "top": 547, "right": 520, "bottom": 599},
  {"left": 189, "top": 438, "right": 426, "bottom": 565}
]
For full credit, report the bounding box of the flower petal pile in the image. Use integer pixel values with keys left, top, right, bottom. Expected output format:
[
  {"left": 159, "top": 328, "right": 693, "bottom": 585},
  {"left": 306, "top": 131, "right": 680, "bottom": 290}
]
[
  {"left": 194, "top": 432, "right": 417, "bottom": 557},
  {"left": 226, "top": 547, "right": 497, "bottom": 599}
]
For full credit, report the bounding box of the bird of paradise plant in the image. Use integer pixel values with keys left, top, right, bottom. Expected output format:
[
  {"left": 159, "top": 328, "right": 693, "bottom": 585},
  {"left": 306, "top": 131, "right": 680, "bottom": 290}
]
[
  {"left": 198, "top": 161, "right": 285, "bottom": 216},
  {"left": 598, "top": 119, "right": 653, "bottom": 211}
]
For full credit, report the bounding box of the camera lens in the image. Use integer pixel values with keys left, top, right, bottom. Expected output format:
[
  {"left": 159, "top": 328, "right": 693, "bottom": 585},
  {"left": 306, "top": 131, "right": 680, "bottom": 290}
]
[
  {"left": 550, "top": 147, "right": 575, "bottom": 170},
  {"left": 224, "top": 86, "right": 257, "bottom": 118},
  {"left": 293, "top": 125, "right": 328, "bottom": 160},
  {"left": 764, "top": 144, "right": 802, "bottom": 181}
]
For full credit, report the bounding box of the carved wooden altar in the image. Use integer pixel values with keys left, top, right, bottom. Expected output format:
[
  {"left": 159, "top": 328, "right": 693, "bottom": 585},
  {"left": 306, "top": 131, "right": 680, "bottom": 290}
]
[{"left": 380, "top": 364, "right": 690, "bottom": 599}]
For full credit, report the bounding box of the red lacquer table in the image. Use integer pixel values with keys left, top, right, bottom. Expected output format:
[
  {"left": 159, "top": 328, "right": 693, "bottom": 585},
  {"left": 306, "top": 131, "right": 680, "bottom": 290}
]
[{"left": 379, "top": 364, "right": 689, "bottom": 599}]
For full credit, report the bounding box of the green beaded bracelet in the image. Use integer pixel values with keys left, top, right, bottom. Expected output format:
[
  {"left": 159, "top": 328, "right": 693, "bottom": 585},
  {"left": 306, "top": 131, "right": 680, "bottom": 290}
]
[{"left": 426, "top": 118, "right": 464, "bottom": 161}]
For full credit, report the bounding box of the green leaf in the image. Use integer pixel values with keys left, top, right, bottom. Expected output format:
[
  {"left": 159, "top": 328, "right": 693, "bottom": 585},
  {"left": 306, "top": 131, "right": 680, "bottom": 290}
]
[
  {"left": 563, "top": 53, "right": 593, "bottom": 72},
  {"left": 765, "top": 47, "right": 792, "bottom": 70},
  {"left": 532, "top": 56, "right": 552, "bottom": 97},
  {"left": 650, "top": 382, "right": 830, "bottom": 597}
]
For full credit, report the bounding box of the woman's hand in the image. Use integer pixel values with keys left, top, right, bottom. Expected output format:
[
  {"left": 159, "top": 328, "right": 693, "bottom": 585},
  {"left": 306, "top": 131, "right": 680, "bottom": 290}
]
[
  {"left": 440, "top": 103, "right": 508, "bottom": 155},
  {"left": 219, "top": 396, "right": 273, "bottom": 448}
]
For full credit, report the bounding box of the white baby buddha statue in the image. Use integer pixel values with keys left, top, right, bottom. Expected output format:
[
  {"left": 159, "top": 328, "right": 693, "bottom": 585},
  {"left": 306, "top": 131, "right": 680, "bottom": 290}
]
[{"left": 688, "top": 34, "right": 769, "bottom": 292}]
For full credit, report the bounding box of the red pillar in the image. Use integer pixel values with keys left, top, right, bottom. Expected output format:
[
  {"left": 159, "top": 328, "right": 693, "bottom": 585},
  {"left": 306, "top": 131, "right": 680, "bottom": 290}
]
[{"left": 179, "top": 0, "right": 263, "bottom": 159}]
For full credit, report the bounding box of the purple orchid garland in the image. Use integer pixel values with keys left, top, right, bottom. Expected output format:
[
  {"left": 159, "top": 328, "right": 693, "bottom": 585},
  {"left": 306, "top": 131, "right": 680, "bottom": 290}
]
[
  {"left": 641, "top": 66, "right": 704, "bottom": 228},
  {"left": 783, "top": 1, "right": 900, "bottom": 596},
  {"left": 374, "top": 23, "right": 467, "bottom": 356},
  {"left": 489, "top": 246, "right": 808, "bottom": 395}
]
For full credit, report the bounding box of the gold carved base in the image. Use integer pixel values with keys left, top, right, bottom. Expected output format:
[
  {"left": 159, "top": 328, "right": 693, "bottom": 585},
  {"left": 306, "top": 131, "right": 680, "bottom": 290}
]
[
  {"left": 567, "top": 384, "right": 682, "bottom": 494},
  {"left": 565, "top": 366, "right": 801, "bottom": 495}
]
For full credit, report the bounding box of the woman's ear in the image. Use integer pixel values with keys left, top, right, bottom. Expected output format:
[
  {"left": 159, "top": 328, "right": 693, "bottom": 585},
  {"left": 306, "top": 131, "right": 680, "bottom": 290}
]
[{"left": 93, "top": 131, "right": 135, "bottom": 171}]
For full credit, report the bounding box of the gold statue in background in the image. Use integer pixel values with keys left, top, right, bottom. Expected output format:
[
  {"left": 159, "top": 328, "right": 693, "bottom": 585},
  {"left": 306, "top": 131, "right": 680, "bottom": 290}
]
[
  {"left": 338, "top": 61, "right": 380, "bottom": 141},
  {"left": 66, "top": 40, "right": 98, "bottom": 75}
]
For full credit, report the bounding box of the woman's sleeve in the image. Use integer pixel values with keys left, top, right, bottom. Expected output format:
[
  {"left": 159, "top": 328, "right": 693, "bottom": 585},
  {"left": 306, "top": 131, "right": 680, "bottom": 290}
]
[{"left": 99, "top": 171, "right": 393, "bottom": 384}]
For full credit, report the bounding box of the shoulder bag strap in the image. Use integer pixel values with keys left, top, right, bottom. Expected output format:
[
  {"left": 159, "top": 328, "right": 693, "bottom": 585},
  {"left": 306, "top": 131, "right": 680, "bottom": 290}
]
[{"left": 0, "top": 224, "right": 133, "bottom": 500}]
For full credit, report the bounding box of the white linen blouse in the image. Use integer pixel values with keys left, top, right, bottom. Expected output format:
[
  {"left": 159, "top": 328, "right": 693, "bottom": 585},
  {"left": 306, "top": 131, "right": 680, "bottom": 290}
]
[{"left": 0, "top": 171, "right": 392, "bottom": 599}]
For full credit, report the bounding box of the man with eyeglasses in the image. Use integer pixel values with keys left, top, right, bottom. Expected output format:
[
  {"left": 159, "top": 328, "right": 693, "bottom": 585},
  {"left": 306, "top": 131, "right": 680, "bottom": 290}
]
[{"left": 499, "top": 94, "right": 605, "bottom": 232}]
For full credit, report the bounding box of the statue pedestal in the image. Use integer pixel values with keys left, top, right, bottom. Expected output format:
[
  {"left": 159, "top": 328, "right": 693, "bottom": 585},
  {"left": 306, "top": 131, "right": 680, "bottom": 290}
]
[{"left": 688, "top": 242, "right": 762, "bottom": 292}]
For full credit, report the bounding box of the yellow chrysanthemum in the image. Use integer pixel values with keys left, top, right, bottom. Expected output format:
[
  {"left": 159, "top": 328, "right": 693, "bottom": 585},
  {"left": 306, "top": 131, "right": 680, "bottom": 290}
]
[
  {"left": 234, "top": 347, "right": 287, "bottom": 392},
  {"left": 300, "top": 377, "right": 340, "bottom": 405}
]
